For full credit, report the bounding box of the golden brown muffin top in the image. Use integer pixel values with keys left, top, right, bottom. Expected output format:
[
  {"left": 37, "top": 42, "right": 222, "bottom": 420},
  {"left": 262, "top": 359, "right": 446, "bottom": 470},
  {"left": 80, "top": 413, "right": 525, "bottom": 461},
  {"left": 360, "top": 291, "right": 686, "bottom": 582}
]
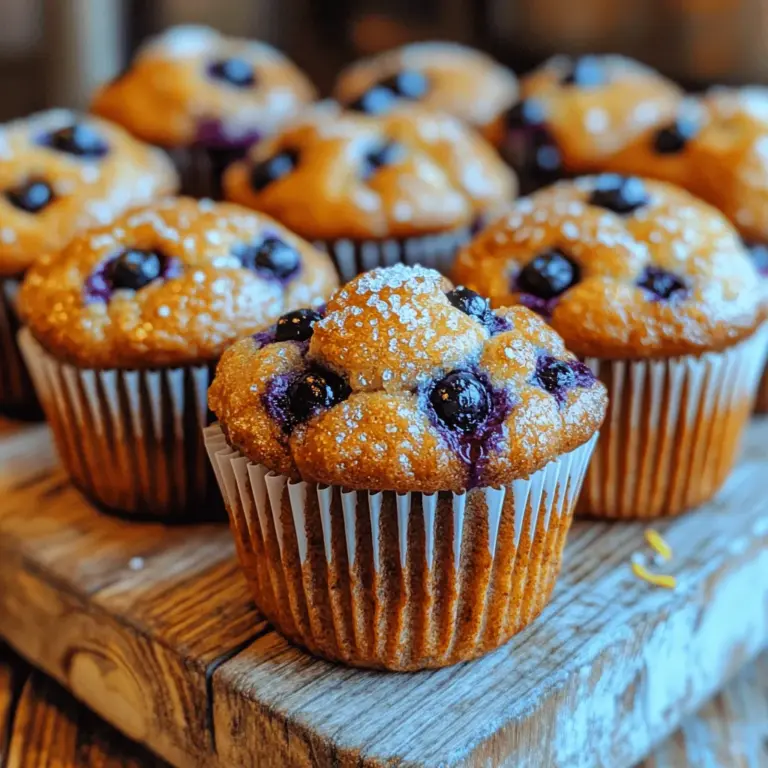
[
  {"left": 19, "top": 197, "right": 338, "bottom": 370},
  {"left": 452, "top": 176, "right": 763, "bottom": 360},
  {"left": 223, "top": 107, "right": 517, "bottom": 241},
  {"left": 0, "top": 109, "right": 178, "bottom": 278},
  {"left": 209, "top": 264, "right": 606, "bottom": 492},
  {"left": 91, "top": 25, "right": 316, "bottom": 149},
  {"left": 483, "top": 55, "right": 682, "bottom": 178},
  {"left": 332, "top": 42, "right": 518, "bottom": 129}
]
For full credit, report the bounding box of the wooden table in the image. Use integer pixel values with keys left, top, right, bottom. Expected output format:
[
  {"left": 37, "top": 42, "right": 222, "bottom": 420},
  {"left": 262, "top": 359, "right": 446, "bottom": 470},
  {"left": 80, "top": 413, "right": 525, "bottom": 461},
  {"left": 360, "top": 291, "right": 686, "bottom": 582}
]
[{"left": 0, "top": 642, "right": 764, "bottom": 767}]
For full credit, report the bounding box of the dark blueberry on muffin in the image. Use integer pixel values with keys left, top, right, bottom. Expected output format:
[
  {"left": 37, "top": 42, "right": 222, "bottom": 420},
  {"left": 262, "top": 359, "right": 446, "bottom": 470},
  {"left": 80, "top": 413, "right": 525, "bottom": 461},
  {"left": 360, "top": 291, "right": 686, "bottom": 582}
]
[
  {"left": 105, "top": 248, "right": 168, "bottom": 291},
  {"left": 379, "top": 70, "right": 430, "bottom": 100},
  {"left": 561, "top": 56, "right": 606, "bottom": 88},
  {"left": 534, "top": 355, "right": 595, "bottom": 404},
  {"left": 250, "top": 149, "right": 299, "bottom": 191},
  {"left": 208, "top": 58, "right": 256, "bottom": 88},
  {"left": 44, "top": 124, "right": 109, "bottom": 158},
  {"left": 288, "top": 368, "right": 351, "bottom": 424},
  {"left": 446, "top": 286, "right": 493, "bottom": 325},
  {"left": 275, "top": 308, "right": 323, "bottom": 342},
  {"left": 347, "top": 86, "right": 398, "bottom": 115},
  {"left": 429, "top": 371, "right": 491, "bottom": 434},
  {"left": 637, "top": 266, "right": 687, "bottom": 300},
  {"left": 588, "top": 175, "right": 648, "bottom": 215},
  {"left": 653, "top": 117, "right": 699, "bottom": 154},
  {"left": 361, "top": 141, "right": 405, "bottom": 179},
  {"left": 517, "top": 250, "right": 580, "bottom": 299},
  {"left": 234, "top": 236, "right": 301, "bottom": 281},
  {"left": 6, "top": 179, "right": 55, "bottom": 213}
]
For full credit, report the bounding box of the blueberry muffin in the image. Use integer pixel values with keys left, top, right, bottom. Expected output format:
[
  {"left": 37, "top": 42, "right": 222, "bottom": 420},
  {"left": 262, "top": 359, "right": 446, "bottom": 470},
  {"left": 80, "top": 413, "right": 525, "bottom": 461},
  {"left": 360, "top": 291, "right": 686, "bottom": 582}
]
[
  {"left": 0, "top": 109, "right": 178, "bottom": 419},
  {"left": 483, "top": 55, "right": 682, "bottom": 193},
  {"left": 453, "top": 175, "right": 766, "bottom": 518},
  {"left": 206, "top": 263, "right": 606, "bottom": 670},
  {"left": 18, "top": 197, "right": 337, "bottom": 520},
  {"left": 223, "top": 107, "right": 517, "bottom": 280},
  {"left": 333, "top": 42, "right": 518, "bottom": 131},
  {"left": 91, "top": 25, "right": 317, "bottom": 198}
]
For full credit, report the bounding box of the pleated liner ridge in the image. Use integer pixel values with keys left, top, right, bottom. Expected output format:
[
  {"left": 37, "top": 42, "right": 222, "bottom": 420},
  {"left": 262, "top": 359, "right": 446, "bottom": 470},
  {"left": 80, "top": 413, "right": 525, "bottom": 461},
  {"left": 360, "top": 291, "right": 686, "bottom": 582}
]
[
  {"left": 580, "top": 326, "right": 768, "bottom": 519},
  {"left": 315, "top": 226, "right": 471, "bottom": 283},
  {"left": 0, "top": 278, "right": 41, "bottom": 418},
  {"left": 755, "top": 363, "right": 768, "bottom": 414},
  {"left": 18, "top": 328, "right": 224, "bottom": 521},
  {"left": 205, "top": 424, "right": 597, "bottom": 671}
]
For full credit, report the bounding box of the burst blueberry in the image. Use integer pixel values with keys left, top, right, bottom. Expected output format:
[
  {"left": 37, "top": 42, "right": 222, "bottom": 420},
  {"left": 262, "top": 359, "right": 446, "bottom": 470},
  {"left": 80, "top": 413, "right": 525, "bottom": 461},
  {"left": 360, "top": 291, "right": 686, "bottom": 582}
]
[
  {"left": 517, "top": 249, "right": 580, "bottom": 299},
  {"left": 235, "top": 236, "right": 301, "bottom": 280},
  {"left": 534, "top": 355, "right": 594, "bottom": 402},
  {"left": 637, "top": 266, "right": 686, "bottom": 300},
  {"left": 250, "top": 149, "right": 299, "bottom": 191},
  {"left": 588, "top": 175, "right": 648, "bottom": 215},
  {"left": 430, "top": 371, "right": 490, "bottom": 434},
  {"left": 288, "top": 368, "right": 350, "bottom": 424},
  {"left": 446, "top": 287, "right": 492, "bottom": 323},
  {"left": 6, "top": 179, "right": 54, "bottom": 213},
  {"left": 275, "top": 308, "right": 322, "bottom": 342},
  {"left": 653, "top": 117, "right": 698, "bottom": 154},
  {"left": 561, "top": 56, "right": 605, "bottom": 87},
  {"left": 45, "top": 124, "right": 109, "bottom": 158},
  {"left": 208, "top": 58, "right": 255, "bottom": 88},
  {"left": 104, "top": 248, "right": 166, "bottom": 291}
]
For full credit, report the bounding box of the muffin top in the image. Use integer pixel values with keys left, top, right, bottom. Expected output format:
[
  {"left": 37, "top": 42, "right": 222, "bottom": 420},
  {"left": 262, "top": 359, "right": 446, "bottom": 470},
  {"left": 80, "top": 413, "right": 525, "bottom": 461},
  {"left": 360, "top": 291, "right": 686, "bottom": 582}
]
[
  {"left": 484, "top": 55, "right": 682, "bottom": 180},
  {"left": 0, "top": 109, "right": 178, "bottom": 277},
  {"left": 223, "top": 107, "right": 517, "bottom": 240},
  {"left": 209, "top": 264, "right": 606, "bottom": 492},
  {"left": 332, "top": 42, "right": 518, "bottom": 129},
  {"left": 91, "top": 25, "right": 317, "bottom": 149},
  {"left": 19, "top": 197, "right": 338, "bottom": 369},
  {"left": 452, "top": 175, "right": 762, "bottom": 359}
]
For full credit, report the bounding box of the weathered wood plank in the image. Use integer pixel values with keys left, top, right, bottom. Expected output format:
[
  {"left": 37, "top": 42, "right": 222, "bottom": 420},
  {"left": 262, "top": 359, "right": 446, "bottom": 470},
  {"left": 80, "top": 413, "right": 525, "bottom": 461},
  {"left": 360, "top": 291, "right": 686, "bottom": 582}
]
[
  {"left": 5, "top": 672, "right": 169, "bottom": 768},
  {"left": 0, "top": 420, "right": 766, "bottom": 768}
]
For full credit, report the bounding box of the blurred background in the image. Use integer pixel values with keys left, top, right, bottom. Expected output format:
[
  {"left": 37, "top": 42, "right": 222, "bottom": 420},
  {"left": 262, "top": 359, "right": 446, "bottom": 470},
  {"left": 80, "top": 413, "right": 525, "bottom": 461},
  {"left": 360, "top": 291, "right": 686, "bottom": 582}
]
[{"left": 1, "top": 0, "right": 766, "bottom": 120}]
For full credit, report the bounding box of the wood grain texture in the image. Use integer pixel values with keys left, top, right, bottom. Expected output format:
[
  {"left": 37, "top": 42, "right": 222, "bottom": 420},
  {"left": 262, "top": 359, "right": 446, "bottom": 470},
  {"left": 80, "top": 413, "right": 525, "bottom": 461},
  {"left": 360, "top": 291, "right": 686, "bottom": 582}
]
[{"left": 0, "top": 419, "right": 766, "bottom": 767}]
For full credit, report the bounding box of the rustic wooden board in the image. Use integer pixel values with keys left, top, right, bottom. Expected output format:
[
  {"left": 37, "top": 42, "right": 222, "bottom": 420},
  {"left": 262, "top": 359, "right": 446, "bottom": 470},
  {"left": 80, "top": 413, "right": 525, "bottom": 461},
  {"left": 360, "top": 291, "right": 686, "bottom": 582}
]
[{"left": 0, "top": 417, "right": 767, "bottom": 768}]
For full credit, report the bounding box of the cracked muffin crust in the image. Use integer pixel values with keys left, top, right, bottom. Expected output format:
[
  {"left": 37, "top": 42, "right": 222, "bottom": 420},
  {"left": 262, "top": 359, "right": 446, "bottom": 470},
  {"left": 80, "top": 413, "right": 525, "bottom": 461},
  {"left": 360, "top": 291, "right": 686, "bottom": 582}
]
[
  {"left": 332, "top": 42, "right": 518, "bottom": 130},
  {"left": 91, "top": 25, "right": 316, "bottom": 151},
  {"left": 452, "top": 175, "right": 763, "bottom": 360},
  {"left": 19, "top": 197, "right": 338, "bottom": 369},
  {"left": 0, "top": 109, "right": 178, "bottom": 278},
  {"left": 223, "top": 107, "right": 517, "bottom": 241},
  {"left": 209, "top": 264, "right": 606, "bottom": 493}
]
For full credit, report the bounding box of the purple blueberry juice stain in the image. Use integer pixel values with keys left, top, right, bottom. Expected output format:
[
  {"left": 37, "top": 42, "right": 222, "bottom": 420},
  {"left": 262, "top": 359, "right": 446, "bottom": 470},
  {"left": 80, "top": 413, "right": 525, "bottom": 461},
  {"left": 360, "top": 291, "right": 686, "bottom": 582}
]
[
  {"left": 516, "top": 292, "right": 561, "bottom": 320},
  {"left": 195, "top": 119, "right": 262, "bottom": 151},
  {"left": 262, "top": 373, "right": 297, "bottom": 433},
  {"left": 533, "top": 354, "right": 595, "bottom": 406},
  {"left": 252, "top": 325, "right": 278, "bottom": 349}
]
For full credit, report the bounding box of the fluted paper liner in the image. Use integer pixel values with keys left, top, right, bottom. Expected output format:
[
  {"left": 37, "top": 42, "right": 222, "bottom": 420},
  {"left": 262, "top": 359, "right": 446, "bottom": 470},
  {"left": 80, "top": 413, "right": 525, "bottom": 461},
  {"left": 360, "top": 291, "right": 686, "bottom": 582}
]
[
  {"left": 315, "top": 227, "right": 471, "bottom": 283},
  {"left": 0, "top": 278, "right": 41, "bottom": 418},
  {"left": 755, "top": 363, "right": 768, "bottom": 414},
  {"left": 205, "top": 425, "right": 597, "bottom": 671},
  {"left": 580, "top": 327, "right": 768, "bottom": 519},
  {"left": 18, "top": 328, "right": 223, "bottom": 521}
]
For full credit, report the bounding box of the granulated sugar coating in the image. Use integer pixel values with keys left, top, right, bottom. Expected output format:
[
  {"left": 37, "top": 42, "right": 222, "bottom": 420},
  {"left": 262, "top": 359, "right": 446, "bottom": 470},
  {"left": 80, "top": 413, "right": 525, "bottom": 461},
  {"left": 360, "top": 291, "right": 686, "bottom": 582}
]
[
  {"left": 223, "top": 107, "right": 517, "bottom": 241},
  {"left": 19, "top": 197, "right": 338, "bottom": 369},
  {"left": 209, "top": 264, "right": 606, "bottom": 492},
  {"left": 453, "top": 175, "right": 764, "bottom": 359},
  {"left": 0, "top": 109, "right": 178, "bottom": 277}
]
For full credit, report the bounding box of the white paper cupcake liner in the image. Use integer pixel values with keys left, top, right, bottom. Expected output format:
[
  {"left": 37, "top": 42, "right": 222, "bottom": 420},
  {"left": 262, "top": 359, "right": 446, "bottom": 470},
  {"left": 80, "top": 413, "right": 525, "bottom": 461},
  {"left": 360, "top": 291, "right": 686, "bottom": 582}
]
[
  {"left": 205, "top": 424, "right": 597, "bottom": 670},
  {"left": 314, "top": 227, "right": 472, "bottom": 283},
  {"left": 18, "top": 329, "right": 222, "bottom": 521},
  {"left": 580, "top": 326, "right": 768, "bottom": 519},
  {"left": 0, "top": 277, "right": 41, "bottom": 419}
]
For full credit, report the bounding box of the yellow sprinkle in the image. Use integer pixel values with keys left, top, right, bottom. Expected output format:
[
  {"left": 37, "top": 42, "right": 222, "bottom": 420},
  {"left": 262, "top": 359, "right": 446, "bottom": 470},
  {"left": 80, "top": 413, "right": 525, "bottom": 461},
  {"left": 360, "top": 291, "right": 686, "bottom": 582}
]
[
  {"left": 631, "top": 561, "right": 677, "bottom": 590},
  {"left": 645, "top": 528, "right": 673, "bottom": 561}
]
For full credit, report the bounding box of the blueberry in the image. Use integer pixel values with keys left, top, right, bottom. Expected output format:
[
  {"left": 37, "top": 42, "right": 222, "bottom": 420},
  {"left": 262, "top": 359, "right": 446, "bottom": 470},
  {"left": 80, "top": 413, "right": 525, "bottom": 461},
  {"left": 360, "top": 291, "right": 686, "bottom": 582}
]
[
  {"left": 561, "top": 56, "right": 606, "bottom": 87},
  {"left": 653, "top": 118, "right": 699, "bottom": 154},
  {"left": 361, "top": 141, "right": 404, "bottom": 179},
  {"left": 379, "top": 70, "right": 429, "bottom": 100},
  {"left": 517, "top": 250, "right": 580, "bottom": 299},
  {"left": 534, "top": 355, "right": 595, "bottom": 402},
  {"left": 208, "top": 58, "right": 255, "bottom": 88},
  {"left": 235, "top": 236, "right": 301, "bottom": 280},
  {"left": 6, "top": 179, "right": 54, "bottom": 213},
  {"left": 288, "top": 368, "right": 350, "bottom": 424},
  {"left": 104, "top": 248, "right": 166, "bottom": 291},
  {"left": 505, "top": 99, "right": 548, "bottom": 128},
  {"left": 45, "top": 124, "right": 109, "bottom": 158},
  {"left": 744, "top": 240, "right": 768, "bottom": 275},
  {"left": 446, "top": 287, "right": 492, "bottom": 323},
  {"left": 347, "top": 85, "right": 398, "bottom": 115},
  {"left": 275, "top": 308, "right": 322, "bottom": 342},
  {"left": 250, "top": 150, "right": 299, "bottom": 192},
  {"left": 588, "top": 175, "right": 649, "bottom": 215},
  {"left": 430, "top": 371, "right": 491, "bottom": 434},
  {"left": 637, "top": 266, "right": 686, "bottom": 300}
]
